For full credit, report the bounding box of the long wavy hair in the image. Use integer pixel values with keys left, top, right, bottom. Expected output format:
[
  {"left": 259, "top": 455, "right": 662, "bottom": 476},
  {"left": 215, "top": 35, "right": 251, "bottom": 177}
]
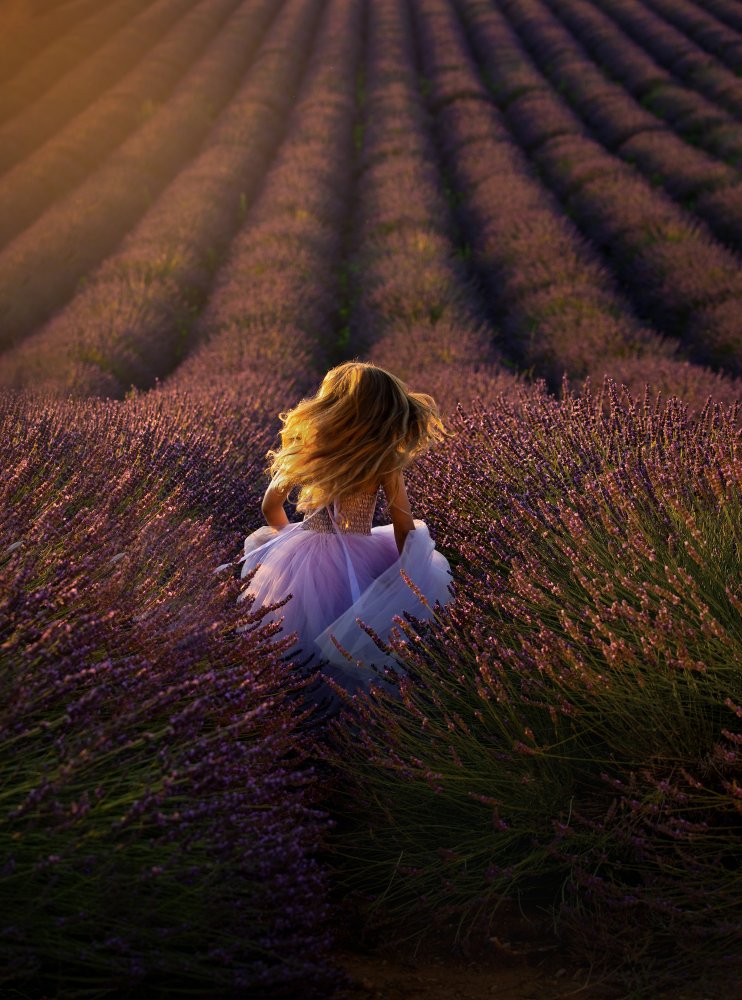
[{"left": 267, "top": 362, "right": 448, "bottom": 513}]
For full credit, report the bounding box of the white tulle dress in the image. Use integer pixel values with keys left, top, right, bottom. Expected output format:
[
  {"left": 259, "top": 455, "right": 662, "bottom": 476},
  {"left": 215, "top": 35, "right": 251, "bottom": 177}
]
[{"left": 224, "top": 488, "right": 453, "bottom": 694}]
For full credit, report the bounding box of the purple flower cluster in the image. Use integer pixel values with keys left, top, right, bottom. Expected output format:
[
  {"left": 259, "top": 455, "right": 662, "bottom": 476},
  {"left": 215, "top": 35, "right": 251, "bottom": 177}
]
[
  {"left": 324, "top": 377, "right": 741, "bottom": 993},
  {"left": 0, "top": 386, "right": 341, "bottom": 996}
]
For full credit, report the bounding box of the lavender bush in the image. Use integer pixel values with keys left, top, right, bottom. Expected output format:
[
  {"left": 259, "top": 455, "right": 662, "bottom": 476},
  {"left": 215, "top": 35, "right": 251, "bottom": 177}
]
[
  {"left": 0, "top": 385, "right": 339, "bottom": 997},
  {"left": 323, "top": 377, "right": 741, "bottom": 994}
]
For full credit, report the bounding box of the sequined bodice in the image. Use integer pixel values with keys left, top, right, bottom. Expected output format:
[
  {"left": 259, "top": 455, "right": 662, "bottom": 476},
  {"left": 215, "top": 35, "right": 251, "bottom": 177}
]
[{"left": 301, "top": 490, "right": 378, "bottom": 535}]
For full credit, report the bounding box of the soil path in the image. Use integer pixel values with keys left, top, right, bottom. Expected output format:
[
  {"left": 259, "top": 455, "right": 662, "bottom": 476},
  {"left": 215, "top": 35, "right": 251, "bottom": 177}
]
[
  {"left": 330, "top": 913, "right": 613, "bottom": 1000},
  {"left": 334, "top": 946, "right": 605, "bottom": 999}
]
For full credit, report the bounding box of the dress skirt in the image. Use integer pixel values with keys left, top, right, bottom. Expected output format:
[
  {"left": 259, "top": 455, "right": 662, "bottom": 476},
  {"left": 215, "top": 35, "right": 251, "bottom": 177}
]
[{"left": 233, "top": 518, "right": 453, "bottom": 693}]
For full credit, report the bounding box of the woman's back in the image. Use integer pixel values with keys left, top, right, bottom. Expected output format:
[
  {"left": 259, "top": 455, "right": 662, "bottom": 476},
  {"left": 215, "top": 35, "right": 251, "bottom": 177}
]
[{"left": 301, "top": 487, "right": 379, "bottom": 536}]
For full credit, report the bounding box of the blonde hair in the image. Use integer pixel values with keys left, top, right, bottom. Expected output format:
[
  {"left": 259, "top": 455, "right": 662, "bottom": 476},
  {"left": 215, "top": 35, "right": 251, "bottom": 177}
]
[{"left": 267, "top": 362, "right": 448, "bottom": 513}]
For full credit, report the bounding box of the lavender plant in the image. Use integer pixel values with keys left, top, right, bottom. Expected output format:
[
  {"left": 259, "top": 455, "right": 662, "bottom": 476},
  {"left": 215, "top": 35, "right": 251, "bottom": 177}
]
[
  {"left": 0, "top": 386, "right": 339, "bottom": 997},
  {"left": 323, "top": 376, "right": 741, "bottom": 993}
]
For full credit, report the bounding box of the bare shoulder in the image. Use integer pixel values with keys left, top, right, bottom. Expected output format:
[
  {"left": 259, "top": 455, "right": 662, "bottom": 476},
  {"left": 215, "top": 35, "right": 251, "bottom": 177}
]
[
  {"left": 379, "top": 467, "right": 403, "bottom": 492},
  {"left": 381, "top": 468, "right": 413, "bottom": 514},
  {"left": 380, "top": 467, "right": 404, "bottom": 486}
]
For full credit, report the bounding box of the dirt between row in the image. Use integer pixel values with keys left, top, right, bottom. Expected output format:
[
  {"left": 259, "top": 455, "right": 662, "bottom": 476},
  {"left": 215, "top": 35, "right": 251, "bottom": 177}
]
[
  {"left": 330, "top": 900, "right": 613, "bottom": 1000},
  {"left": 329, "top": 900, "right": 721, "bottom": 1000}
]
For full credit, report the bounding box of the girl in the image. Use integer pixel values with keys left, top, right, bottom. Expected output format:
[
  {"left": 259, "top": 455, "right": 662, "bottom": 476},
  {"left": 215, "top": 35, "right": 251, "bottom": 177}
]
[{"left": 231, "top": 362, "right": 453, "bottom": 695}]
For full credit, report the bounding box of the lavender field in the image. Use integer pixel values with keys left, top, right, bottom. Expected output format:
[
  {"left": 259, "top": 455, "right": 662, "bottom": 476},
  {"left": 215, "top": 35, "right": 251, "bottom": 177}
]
[{"left": 1, "top": 0, "right": 740, "bottom": 996}]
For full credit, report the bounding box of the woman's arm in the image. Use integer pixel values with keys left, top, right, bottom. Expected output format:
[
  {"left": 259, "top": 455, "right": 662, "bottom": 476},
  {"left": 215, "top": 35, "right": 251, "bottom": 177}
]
[
  {"left": 381, "top": 468, "right": 415, "bottom": 556},
  {"left": 261, "top": 477, "right": 291, "bottom": 529}
]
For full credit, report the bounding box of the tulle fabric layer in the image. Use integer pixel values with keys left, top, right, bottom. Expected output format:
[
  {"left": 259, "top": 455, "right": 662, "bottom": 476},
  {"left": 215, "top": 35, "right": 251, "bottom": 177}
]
[{"left": 236, "top": 518, "right": 453, "bottom": 692}]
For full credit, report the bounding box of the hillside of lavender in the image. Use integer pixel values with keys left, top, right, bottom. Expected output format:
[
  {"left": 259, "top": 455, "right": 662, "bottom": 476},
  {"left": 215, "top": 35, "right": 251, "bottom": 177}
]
[{"left": 1, "top": 0, "right": 740, "bottom": 996}]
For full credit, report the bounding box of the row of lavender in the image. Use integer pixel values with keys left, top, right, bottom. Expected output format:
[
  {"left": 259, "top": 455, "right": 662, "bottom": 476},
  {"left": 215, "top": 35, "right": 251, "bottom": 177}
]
[
  {"left": 698, "top": 0, "right": 742, "bottom": 34},
  {"left": 446, "top": 0, "right": 742, "bottom": 385},
  {"left": 522, "top": 0, "right": 742, "bottom": 248},
  {"left": 640, "top": 0, "right": 742, "bottom": 73},
  {"left": 0, "top": 0, "right": 739, "bottom": 412},
  {"left": 342, "top": 0, "right": 511, "bottom": 408},
  {"left": 0, "top": 0, "right": 368, "bottom": 991},
  {"left": 0, "top": 0, "right": 147, "bottom": 106},
  {"left": 540, "top": 0, "right": 742, "bottom": 157},
  {"left": 0, "top": 0, "right": 194, "bottom": 163},
  {"left": 591, "top": 0, "right": 742, "bottom": 118},
  {"left": 325, "top": 378, "right": 742, "bottom": 995},
  {"left": 169, "top": 0, "right": 365, "bottom": 395},
  {"left": 0, "top": 375, "right": 344, "bottom": 996},
  {"left": 0, "top": 0, "right": 241, "bottom": 248},
  {"left": 0, "top": 0, "right": 283, "bottom": 355}
]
